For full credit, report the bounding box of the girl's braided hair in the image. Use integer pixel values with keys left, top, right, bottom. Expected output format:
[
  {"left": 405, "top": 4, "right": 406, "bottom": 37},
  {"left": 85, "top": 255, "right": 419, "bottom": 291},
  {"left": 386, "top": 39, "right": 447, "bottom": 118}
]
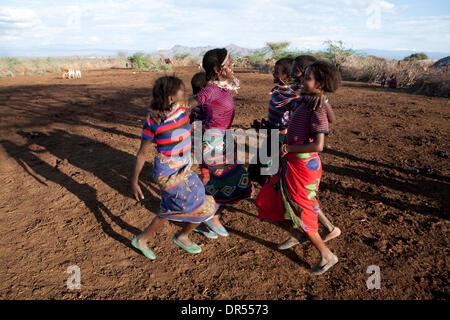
[{"left": 202, "top": 48, "right": 228, "bottom": 81}]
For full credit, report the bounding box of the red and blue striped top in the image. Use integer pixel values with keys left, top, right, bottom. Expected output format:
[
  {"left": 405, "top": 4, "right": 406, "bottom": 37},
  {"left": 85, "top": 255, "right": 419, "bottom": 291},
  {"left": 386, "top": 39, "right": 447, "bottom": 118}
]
[
  {"left": 286, "top": 99, "right": 329, "bottom": 146},
  {"left": 142, "top": 104, "right": 191, "bottom": 158},
  {"left": 267, "top": 85, "right": 298, "bottom": 129},
  {"left": 196, "top": 84, "right": 235, "bottom": 130}
]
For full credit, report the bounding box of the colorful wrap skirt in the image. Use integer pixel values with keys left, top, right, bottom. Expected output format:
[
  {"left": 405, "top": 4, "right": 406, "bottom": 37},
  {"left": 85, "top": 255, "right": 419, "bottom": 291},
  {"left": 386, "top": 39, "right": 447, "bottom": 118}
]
[
  {"left": 201, "top": 128, "right": 254, "bottom": 204},
  {"left": 153, "top": 154, "right": 218, "bottom": 223},
  {"left": 255, "top": 152, "right": 322, "bottom": 234},
  {"left": 248, "top": 127, "right": 286, "bottom": 185}
]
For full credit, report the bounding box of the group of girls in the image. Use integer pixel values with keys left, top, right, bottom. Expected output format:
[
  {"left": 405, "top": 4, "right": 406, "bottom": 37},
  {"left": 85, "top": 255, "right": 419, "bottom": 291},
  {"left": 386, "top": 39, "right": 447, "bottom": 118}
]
[{"left": 130, "top": 48, "right": 341, "bottom": 275}]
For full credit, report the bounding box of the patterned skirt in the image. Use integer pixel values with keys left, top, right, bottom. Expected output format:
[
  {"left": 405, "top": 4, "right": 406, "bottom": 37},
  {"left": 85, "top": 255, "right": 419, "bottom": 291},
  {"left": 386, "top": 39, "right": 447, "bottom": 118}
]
[
  {"left": 153, "top": 154, "right": 218, "bottom": 223},
  {"left": 202, "top": 129, "right": 254, "bottom": 204},
  {"left": 255, "top": 152, "right": 322, "bottom": 234}
]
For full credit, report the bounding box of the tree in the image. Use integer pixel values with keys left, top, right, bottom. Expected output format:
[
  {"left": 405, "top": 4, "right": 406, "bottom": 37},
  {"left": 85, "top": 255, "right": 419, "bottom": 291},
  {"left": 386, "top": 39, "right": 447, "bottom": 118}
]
[
  {"left": 323, "top": 40, "right": 355, "bottom": 70},
  {"left": 403, "top": 53, "right": 429, "bottom": 61},
  {"left": 266, "top": 41, "right": 291, "bottom": 57}
]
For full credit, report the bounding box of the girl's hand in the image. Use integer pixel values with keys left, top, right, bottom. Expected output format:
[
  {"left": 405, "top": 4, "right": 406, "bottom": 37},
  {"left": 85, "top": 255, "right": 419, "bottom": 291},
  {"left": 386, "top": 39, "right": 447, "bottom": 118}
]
[
  {"left": 147, "top": 110, "right": 161, "bottom": 125},
  {"left": 131, "top": 182, "right": 144, "bottom": 201},
  {"left": 280, "top": 144, "right": 288, "bottom": 159}
]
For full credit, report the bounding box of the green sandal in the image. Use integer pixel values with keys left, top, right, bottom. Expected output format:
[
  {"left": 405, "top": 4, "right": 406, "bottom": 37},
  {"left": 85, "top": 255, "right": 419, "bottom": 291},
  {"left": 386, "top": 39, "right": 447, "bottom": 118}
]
[
  {"left": 131, "top": 237, "right": 156, "bottom": 260},
  {"left": 173, "top": 236, "right": 202, "bottom": 254}
]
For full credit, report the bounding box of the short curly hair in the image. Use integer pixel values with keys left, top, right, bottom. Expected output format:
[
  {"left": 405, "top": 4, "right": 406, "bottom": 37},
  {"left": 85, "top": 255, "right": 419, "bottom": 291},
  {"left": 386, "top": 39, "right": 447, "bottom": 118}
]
[
  {"left": 275, "top": 57, "right": 294, "bottom": 77},
  {"left": 308, "top": 60, "right": 341, "bottom": 93},
  {"left": 191, "top": 72, "right": 207, "bottom": 95},
  {"left": 150, "top": 76, "right": 183, "bottom": 111},
  {"left": 294, "top": 55, "right": 317, "bottom": 74}
]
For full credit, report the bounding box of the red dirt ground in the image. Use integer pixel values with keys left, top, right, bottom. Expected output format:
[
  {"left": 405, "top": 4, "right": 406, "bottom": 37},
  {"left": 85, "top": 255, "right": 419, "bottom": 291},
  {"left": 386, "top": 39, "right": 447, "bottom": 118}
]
[{"left": 0, "top": 67, "right": 448, "bottom": 300}]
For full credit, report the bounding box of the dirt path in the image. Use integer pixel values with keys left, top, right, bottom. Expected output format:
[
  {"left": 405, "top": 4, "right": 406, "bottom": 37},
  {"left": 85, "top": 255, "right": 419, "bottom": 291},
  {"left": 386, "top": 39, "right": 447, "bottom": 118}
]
[{"left": 0, "top": 67, "right": 448, "bottom": 299}]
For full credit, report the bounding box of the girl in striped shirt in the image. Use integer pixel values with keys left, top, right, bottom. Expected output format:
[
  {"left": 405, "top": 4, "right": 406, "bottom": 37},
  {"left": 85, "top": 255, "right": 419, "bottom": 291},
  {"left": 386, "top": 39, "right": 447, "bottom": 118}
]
[
  {"left": 256, "top": 60, "right": 341, "bottom": 275},
  {"left": 130, "top": 76, "right": 222, "bottom": 258},
  {"left": 192, "top": 48, "right": 254, "bottom": 237}
]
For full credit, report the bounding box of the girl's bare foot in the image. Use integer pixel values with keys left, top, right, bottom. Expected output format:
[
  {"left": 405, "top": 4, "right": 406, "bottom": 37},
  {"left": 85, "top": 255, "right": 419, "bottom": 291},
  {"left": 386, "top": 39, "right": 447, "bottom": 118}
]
[{"left": 323, "top": 227, "right": 341, "bottom": 243}]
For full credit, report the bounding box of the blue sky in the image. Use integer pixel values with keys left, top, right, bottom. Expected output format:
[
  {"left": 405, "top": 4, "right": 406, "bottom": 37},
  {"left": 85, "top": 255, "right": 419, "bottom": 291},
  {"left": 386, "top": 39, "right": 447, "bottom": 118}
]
[{"left": 0, "top": 0, "right": 449, "bottom": 56}]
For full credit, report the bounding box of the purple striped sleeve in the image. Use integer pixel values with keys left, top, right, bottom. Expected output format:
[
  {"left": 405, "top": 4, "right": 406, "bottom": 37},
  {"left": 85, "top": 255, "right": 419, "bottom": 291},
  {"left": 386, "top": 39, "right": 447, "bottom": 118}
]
[{"left": 310, "top": 105, "right": 329, "bottom": 135}]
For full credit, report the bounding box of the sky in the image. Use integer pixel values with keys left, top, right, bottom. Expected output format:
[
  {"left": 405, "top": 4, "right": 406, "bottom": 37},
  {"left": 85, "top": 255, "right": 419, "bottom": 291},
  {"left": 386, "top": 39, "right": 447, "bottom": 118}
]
[{"left": 0, "top": 0, "right": 449, "bottom": 56}]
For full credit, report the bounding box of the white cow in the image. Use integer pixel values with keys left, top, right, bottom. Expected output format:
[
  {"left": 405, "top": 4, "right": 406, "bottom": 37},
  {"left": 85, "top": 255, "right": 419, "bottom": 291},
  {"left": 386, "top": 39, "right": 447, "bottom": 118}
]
[{"left": 75, "top": 70, "right": 82, "bottom": 78}]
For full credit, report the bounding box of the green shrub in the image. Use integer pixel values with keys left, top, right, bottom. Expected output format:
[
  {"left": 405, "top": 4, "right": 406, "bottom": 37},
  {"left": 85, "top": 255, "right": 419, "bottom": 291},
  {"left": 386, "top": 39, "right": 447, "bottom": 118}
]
[
  {"left": 127, "top": 52, "right": 150, "bottom": 69},
  {"left": 245, "top": 50, "right": 266, "bottom": 65},
  {"left": 150, "top": 59, "right": 172, "bottom": 72},
  {"left": 175, "top": 53, "right": 190, "bottom": 60},
  {"left": 404, "top": 53, "right": 428, "bottom": 61}
]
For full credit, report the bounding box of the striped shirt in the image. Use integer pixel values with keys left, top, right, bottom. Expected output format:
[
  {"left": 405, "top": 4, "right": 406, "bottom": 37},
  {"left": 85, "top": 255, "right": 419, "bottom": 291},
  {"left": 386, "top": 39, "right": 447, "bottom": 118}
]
[
  {"left": 142, "top": 104, "right": 191, "bottom": 158},
  {"left": 286, "top": 99, "right": 329, "bottom": 146},
  {"left": 267, "top": 85, "right": 298, "bottom": 129},
  {"left": 196, "top": 84, "right": 235, "bottom": 130}
]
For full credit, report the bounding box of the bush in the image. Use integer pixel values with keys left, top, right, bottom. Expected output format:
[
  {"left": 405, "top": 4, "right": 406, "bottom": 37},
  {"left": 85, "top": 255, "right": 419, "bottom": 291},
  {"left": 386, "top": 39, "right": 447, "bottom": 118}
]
[
  {"left": 404, "top": 53, "right": 428, "bottom": 61},
  {"left": 127, "top": 52, "right": 150, "bottom": 69},
  {"left": 409, "top": 68, "right": 450, "bottom": 97},
  {"left": 149, "top": 58, "right": 172, "bottom": 72},
  {"left": 174, "top": 53, "right": 190, "bottom": 60},
  {"left": 245, "top": 50, "right": 266, "bottom": 65}
]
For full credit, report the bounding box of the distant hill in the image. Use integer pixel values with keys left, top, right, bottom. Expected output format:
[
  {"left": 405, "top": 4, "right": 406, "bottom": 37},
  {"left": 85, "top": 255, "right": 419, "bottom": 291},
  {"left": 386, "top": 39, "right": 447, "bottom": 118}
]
[
  {"left": 155, "top": 44, "right": 255, "bottom": 58},
  {"left": 357, "top": 48, "right": 450, "bottom": 60},
  {"left": 154, "top": 45, "right": 450, "bottom": 61},
  {"left": 2, "top": 44, "right": 449, "bottom": 61}
]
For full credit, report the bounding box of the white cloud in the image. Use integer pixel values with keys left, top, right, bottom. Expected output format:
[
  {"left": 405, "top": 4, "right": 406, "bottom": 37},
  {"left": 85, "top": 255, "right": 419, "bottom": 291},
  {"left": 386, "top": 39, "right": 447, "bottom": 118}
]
[{"left": 0, "top": 0, "right": 448, "bottom": 56}]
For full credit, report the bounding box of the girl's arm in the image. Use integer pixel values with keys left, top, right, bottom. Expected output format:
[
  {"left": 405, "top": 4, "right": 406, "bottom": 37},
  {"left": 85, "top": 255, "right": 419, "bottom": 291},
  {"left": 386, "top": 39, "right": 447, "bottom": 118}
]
[
  {"left": 326, "top": 103, "right": 336, "bottom": 124},
  {"left": 281, "top": 133, "right": 325, "bottom": 156},
  {"left": 188, "top": 95, "right": 199, "bottom": 106},
  {"left": 130, "top": 138, "right": 153, "bottom": 200}
]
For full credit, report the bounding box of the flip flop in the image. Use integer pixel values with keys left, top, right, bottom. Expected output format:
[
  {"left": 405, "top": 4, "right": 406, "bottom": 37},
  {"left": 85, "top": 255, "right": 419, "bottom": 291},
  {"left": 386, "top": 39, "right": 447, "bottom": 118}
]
[
  {"left": 194, "top": 227, "right": 218, "bottom": 239},
  {"left": 173, "top": 236, "right": 202, "bottom": 254},
  {"left": 277, "top": 238, "right": 300, "bottom": 250},
  {"left": 310, "top": 255, "right": 338, "bottom": 275},
  {"left": 204, "top": 220, "right": 229, "bottom": 237},
  {"left": 131, "top": 237, "right": 156, "bottom": 260}
]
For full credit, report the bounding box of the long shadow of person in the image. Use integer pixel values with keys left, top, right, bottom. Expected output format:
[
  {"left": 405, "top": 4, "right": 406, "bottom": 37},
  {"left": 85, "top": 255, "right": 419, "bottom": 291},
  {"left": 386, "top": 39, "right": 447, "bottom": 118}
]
[
  {"left": 222, "top": 205, "right": 310, "bottom": 269},
  {"left": 16, "top": 129, "right": 160, "bottom": 211},
  {"left": 0, "top": 139, "right": 144, "bottom": 253}
]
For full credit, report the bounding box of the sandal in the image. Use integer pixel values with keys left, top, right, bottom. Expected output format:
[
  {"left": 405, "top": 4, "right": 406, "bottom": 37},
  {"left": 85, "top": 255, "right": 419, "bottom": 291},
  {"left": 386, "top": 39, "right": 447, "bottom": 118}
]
[
  {"left": 277, "top": 238, "right": 300, "bottom": 250},
  {"left": 194, "top": 227, "right": 218, "bottom": 239},
  {"left": 204, "top": 220, "right": 229, "bottom": 237},
  {"left": 131, "top": 237, "right": 156, "bottom": 260},
  {"left": 173, "top": 236, "right": 202, "bottom": 254},
  {"left": 310, "top": 255, "right": 338, "bottom": 275}
]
